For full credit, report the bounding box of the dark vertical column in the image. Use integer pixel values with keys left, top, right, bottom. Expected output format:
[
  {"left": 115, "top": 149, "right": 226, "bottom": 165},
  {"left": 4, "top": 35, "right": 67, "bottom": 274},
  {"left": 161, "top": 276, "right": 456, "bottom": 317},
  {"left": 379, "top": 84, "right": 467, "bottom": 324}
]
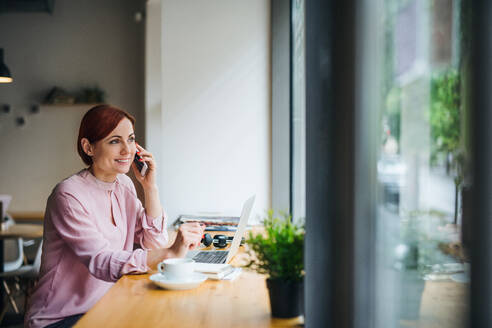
[
  {"left": 330, "top": 2, "right": 357, "bottom": 328},
  {"left": 470, "top": 0, "right": 492, "bottom": 327},
  {"left": 305, "top": 1, "right": 335, "bottom": 326},
  {"left": 305, "top": 1, "right": 358, "bottom": 327}
]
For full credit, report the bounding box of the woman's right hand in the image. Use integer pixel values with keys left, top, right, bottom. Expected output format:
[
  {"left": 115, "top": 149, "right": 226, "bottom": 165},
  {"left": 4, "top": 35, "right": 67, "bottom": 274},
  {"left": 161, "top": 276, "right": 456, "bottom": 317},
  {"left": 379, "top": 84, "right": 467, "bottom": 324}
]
[{"left": 168, "top": 222, "right": 205, "bottom": 258}]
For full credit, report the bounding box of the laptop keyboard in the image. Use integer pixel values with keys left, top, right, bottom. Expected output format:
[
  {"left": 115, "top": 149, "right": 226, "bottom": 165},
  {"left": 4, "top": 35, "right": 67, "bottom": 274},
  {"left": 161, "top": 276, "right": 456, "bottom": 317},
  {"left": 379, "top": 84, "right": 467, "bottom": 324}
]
[{"left": 193, "top": 251, "right": 228, "bottom": 264}]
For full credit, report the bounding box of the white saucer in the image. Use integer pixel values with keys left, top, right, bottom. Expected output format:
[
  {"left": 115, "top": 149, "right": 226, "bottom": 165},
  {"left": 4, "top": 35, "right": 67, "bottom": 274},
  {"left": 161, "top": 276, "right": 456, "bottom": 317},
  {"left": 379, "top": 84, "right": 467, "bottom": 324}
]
[{"left": 150, "top": 272, "right": 207, "bottom": 290}]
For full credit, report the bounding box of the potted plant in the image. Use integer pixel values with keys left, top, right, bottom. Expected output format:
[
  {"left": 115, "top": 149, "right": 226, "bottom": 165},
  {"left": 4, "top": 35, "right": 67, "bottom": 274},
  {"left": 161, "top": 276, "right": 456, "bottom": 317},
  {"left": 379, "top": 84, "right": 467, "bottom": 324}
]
[{"left": 244, "top": 210, "right": 304, "bottom": 318}]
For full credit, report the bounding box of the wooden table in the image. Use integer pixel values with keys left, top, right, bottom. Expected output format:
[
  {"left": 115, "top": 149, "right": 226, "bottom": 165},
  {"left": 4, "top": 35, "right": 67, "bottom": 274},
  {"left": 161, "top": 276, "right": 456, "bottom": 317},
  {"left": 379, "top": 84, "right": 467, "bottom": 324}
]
[
  {"left": 75, "top": 271, "right": 303, "bottom": 328},
  {"left": 0, "top": 224, "right": 44, "bottom": 241},
  {"left": 8, "top": 212, "right": 44, "bottom": 223},
  {"left": 75, "top": 240, "right": 304, "bottom": 328}
]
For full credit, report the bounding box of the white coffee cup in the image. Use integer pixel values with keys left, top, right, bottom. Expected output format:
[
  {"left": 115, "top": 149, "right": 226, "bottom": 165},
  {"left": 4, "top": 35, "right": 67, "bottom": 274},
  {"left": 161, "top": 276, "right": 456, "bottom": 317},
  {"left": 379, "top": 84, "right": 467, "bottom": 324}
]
[{"left": 157, "top": 258, "right": 195, "bottom": 280}]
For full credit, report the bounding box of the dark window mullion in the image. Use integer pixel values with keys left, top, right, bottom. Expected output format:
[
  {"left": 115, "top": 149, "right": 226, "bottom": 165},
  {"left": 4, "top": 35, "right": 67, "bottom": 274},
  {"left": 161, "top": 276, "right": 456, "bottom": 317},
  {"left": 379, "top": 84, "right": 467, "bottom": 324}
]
[{"left": 470, "top": 1, "right": 492, "bottom": 326}]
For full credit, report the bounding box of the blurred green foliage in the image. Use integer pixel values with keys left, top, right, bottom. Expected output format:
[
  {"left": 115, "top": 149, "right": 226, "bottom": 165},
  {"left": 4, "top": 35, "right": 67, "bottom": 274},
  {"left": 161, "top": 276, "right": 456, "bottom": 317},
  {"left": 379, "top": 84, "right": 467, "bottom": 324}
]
[{"left": 430, "top": 69, "right": 461, "bottom": 165}]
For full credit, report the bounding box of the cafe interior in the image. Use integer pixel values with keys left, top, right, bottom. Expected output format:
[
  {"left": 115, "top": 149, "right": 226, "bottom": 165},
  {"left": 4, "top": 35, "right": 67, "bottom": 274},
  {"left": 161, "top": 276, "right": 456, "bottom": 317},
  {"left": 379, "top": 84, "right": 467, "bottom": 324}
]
[{"left": 0, "top": 0, "right": 491, "bottom": 327}]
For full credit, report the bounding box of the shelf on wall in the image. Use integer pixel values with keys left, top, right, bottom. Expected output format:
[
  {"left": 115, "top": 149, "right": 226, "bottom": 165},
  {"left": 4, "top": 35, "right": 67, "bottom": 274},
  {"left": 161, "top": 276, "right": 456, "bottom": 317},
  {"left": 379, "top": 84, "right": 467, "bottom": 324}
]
[{"left": 40, "top": 103, "right": 101, "bottom": 108}]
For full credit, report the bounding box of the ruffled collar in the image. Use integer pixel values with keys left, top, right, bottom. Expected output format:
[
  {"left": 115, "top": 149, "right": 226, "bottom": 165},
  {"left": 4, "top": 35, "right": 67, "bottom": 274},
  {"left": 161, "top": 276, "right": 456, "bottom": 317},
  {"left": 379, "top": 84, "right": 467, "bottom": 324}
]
[{"left": 80, "top": 168, "right": 119, "bottom": 191}]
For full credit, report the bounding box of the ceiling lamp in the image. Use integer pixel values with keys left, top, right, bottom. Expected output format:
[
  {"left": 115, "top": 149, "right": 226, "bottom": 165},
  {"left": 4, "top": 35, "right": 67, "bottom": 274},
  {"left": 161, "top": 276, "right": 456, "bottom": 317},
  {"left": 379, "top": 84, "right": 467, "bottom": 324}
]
[{"left": 0, "top": 48, "right": 13, "bottom": 83}]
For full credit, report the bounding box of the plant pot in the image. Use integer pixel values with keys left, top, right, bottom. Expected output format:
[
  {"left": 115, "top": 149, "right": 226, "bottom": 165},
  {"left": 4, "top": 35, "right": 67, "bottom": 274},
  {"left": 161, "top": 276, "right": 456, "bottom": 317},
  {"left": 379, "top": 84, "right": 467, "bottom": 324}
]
[{"left": 266, "top": 278, "right": 304, "bottom": 318}]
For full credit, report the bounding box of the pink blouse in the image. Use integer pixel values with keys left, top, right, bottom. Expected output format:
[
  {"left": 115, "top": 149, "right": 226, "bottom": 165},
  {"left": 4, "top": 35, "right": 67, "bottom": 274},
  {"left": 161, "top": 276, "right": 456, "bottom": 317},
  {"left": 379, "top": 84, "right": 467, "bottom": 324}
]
[{"left": 25, "top": 169, "right": 168, "bottom": 328}]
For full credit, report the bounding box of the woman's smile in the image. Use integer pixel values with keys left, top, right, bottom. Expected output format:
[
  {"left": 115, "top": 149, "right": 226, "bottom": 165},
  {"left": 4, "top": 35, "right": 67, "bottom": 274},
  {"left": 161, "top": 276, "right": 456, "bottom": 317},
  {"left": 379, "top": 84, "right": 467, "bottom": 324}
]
[
  {"left": 114, "top": 157, "right": 133, "bottom": 170},
  {"left": 115, "top": 158, "right": 132, "bottom": 164}
]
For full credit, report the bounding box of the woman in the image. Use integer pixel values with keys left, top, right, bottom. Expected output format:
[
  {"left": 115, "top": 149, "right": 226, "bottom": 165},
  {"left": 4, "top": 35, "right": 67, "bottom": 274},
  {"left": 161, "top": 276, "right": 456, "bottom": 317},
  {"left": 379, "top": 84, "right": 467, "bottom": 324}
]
[{"left": 25, "top": 105, "right": 204, "bottom": 328}]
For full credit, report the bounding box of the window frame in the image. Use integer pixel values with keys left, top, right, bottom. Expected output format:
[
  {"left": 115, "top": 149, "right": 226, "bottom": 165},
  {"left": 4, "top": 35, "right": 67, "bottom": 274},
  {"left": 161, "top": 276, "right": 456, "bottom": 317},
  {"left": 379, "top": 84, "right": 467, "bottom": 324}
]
[{"left": 304, "top": 0, "right": 491, "bottom": 327}]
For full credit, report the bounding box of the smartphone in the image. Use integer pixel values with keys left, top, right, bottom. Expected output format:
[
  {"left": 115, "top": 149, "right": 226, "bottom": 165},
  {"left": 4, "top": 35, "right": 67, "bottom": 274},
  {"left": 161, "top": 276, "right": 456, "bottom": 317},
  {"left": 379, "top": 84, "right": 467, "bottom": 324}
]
[{"left": 133, "top": 153, "right": 148, "bottom": 176}]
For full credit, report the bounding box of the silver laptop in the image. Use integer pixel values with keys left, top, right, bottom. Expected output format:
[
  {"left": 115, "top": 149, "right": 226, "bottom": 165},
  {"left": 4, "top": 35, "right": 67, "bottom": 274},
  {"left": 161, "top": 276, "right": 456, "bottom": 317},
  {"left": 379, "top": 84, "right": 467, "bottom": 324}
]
[{"left": 186, "top": 195, "right": 255, "bottom": 264}]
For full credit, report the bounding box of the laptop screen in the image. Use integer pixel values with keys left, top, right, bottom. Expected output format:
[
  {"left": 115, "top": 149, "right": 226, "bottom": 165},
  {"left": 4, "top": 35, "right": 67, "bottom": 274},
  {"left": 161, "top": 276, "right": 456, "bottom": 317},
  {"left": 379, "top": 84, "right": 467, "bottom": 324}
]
[{"left": 225, "top": 195, "right": 255, "bottom": 262}]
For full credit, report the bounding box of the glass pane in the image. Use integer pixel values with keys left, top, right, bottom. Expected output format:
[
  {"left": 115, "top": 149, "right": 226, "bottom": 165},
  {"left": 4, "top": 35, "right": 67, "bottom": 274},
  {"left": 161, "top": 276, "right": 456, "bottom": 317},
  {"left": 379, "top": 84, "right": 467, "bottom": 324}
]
[
  {"left": 375, "top": 0, "right": 470, "bottom": 327},
  {"left": 292, "top": 0, "right": 306, "bottom": 221}
]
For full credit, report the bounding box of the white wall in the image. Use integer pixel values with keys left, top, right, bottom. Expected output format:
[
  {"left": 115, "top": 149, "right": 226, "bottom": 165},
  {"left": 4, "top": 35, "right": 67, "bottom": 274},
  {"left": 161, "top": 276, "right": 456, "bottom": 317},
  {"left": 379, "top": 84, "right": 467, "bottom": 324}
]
[
  {"left": 147, "top": 0, "right": 271, "bottom": 224},
  {"left": 0, "top": 0, "right": 145, "bottom": 212},
  {"left": 0, "top": 105, "right": 91, "bottom": 211}
]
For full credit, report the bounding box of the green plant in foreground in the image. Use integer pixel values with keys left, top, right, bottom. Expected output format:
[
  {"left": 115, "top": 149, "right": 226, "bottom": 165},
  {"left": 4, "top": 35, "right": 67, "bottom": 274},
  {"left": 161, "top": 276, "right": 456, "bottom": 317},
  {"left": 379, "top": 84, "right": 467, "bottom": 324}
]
[{"left": 245, "top": 210, "right": 304, "bottom": 282}]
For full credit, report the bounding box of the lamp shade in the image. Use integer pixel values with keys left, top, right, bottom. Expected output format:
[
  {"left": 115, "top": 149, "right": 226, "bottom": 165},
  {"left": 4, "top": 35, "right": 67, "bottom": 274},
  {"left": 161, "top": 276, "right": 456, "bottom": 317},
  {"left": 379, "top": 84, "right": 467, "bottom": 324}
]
[{"left": 0, "top": 48, "right": 13, "bottom": 83}]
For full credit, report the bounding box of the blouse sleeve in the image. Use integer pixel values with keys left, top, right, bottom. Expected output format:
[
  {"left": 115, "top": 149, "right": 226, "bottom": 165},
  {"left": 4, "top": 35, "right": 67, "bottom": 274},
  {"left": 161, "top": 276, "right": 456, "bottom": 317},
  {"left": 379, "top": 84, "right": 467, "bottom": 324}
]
[
  {"left": 49, "top": 191, "right": 148, "bottom": 282},
  {"left": 130, "top": 184, "right": 169, "bottom": 251}
]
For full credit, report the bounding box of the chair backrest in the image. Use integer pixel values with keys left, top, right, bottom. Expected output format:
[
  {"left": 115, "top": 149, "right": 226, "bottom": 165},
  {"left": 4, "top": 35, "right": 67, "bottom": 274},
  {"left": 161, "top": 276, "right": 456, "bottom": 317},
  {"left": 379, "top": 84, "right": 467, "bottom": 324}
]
[
  {"left": 3, "top": 214, "right": 24, "bottom": 272},
  {"left": 32, "top": 240, "right": 43, "bottom": 274},
  {"left": 4, "top": 238, "right": 24, "bottom": 272}
]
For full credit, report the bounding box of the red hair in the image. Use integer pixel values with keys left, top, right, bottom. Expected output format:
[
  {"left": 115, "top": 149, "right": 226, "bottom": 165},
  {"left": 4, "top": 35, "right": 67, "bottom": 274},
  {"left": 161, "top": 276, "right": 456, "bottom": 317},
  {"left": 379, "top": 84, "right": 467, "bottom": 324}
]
[{"left": 77, "top": 104, "right": 136, "bottom": 166}]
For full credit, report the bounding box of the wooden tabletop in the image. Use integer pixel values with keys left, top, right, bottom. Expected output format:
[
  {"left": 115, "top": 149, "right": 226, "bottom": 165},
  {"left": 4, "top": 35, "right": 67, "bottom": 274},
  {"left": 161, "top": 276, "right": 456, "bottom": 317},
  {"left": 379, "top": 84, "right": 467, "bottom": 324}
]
[
  {"left": 9, "top": 211, "right": 45, "bottom": 223},
  {"left": 75, "top": 269, "right": 303, "bottom": 328},
  {"left": 0, "top": 224, "right": 43, "bottom": 239}
]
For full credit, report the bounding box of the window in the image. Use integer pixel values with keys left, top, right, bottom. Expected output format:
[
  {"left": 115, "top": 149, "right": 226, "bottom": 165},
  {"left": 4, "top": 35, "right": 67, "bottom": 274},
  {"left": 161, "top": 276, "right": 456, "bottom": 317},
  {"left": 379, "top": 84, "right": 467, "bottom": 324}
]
[
  {"left": 291, "top": 0, "right": 306, "bottom": 221},
  {"left": 302, "top": 0, "right": 491, "bottom": 327},
  {"left": 374, "top": 1, "right": 469, "bottom": 326}
]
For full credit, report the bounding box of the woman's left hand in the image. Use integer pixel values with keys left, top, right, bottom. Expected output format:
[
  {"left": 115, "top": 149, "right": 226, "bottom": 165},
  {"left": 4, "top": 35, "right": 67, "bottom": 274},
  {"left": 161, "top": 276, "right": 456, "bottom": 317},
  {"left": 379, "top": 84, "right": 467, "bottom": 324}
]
[{"left": 131, "top": 143, "right": 157, "bottom": 190}]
